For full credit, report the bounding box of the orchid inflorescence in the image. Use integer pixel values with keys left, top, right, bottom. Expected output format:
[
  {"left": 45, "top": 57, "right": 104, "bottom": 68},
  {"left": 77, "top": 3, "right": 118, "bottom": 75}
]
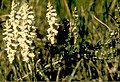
[
  {"left": 46, "top": 1, "right": 59, "bottom": 44},
  {"left": 3, "top": 0, "right": 36, "bottom": 63}
]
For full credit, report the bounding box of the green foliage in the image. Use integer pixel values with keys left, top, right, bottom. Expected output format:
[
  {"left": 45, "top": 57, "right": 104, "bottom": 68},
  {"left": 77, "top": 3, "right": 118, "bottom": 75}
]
[{"left": 0, "top": 0, "right": 120, "bottom": 81}]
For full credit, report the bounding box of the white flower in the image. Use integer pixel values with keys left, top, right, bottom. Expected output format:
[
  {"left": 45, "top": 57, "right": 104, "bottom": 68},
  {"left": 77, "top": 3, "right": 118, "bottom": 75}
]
[
  {"left": 47, "top": 27, "right": 53, "bottom": 33},
  {"left": 46, "top": 1, "right": 59, "bottom": 44},
  {"left": 29, "top": 11, "right": 34, "bottom": 14},
  {"left": 49, "top": 17, "right": 56, "bottom": 25},
  {"left": 14, "top": 19, "right": 19, "bottom": 24},
  {"left": 52, "top": 29, "right": 58, "bottom": 35},
  {"left": 51, "top": 12, "right": 57, "bottom": 16},
  {"left": 31, "top": 26, "right": 36, "bottom": 29},
  {"left": 27, "top": 20, "right": 32, "bottom": 24},
  {"left": 3, "top": 0, "right": 36, "bottom": 63},
  {"left": 26, "top": 40, "right": 32, "bottom": 44},
  {"left": 30, "top": 32, "right": 36, "bottom": 36},
  {"left": 8, "top": 33, "right": 14, "bottom": 37},
  {"left": 50, "top": 37, "right": 55, "bottom": 44},
  {"left": 47, "top": 34, "right": 52, "bottom": 40},
  {"left": 22, "top": 15, "right": 27, "bottom": 20},
  {"left": 28, "top": 53, "right": 35, "bottom": 58},
  {"left": 23, "top": 57, "right": 29, "bottom": 62},
  {"left": 9, "top": 49, "right": 16, "bottom": 54},
  {"left": 28, "top": 15, "right": 34, "bottom": 19},
  {"left": 11, "top": 43, "right": 19, "bottom": 48},
  {"left": 16, "top": 15, "right": 21, "bottom": 19},
  {"left": 8, "top": 56, "right": 14, "bottom": 64}
]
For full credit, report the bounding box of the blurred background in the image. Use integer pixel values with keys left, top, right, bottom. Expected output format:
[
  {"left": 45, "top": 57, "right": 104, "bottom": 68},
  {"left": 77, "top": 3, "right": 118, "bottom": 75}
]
[{"left": 0, "top": 0, "right": 120, "bottom": 81}]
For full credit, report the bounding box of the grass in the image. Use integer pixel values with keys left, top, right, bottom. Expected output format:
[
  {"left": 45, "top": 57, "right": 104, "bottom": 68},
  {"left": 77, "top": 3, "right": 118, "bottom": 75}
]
[{"left": 0, "top": 0, "right": 120, "bottom": 81}]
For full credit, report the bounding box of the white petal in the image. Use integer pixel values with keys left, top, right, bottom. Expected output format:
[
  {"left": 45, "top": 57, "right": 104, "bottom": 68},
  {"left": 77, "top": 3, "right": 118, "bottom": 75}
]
[
  {"left": 16, "top": 15, "right": 21, "bottom": 19},
  {"left": 28, "top": 15, "right": 34, "bottom": 19},
  {"left": 28, "top": 53, "right": 35, "bottom": 58},
  {"left": 27, "top": 20, "right": 32, "bottom": 24}
]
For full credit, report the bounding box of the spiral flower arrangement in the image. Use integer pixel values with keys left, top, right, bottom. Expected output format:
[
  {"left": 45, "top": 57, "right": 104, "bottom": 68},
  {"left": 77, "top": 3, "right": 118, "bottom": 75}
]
[
  {"left": 46, "top": 1, "right": 59, "bottom": 44},
  {"left": 3, "top": 0, "right": 36, "bottom": 63}
]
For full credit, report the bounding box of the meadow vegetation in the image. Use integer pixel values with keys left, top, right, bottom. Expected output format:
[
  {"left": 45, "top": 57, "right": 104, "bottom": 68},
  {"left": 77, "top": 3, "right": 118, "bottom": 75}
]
[{"left": 0, "top": 0, "right": 120, "bottom": 81}]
